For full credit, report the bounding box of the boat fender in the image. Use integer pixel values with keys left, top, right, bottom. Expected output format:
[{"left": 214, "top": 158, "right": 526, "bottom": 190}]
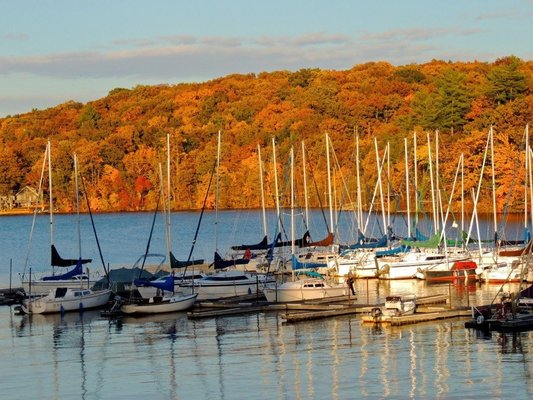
[
  {"left": 476, "top": 315, "right": 484, "bottom": 325},
  {"left": 60, "top": 304, "right": 65, "bottom": 315},
  {"left": 371, "top": 307, "right": 382, "bottom": 318},
  {"left": 79, "top": 302, "right": 84, "bottom": 313}
]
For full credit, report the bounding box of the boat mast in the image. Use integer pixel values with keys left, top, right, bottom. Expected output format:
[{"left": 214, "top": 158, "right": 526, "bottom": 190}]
[
  {"left": 290, "top": 147, "right": 295, "bottom": 256},
  {"left": 258, "top": 144, "right": 268, "bottom": 238},
  {"left": 374, "top": 138, "right": 387, "bottom": 241},
  {"left": 524, "top": 125, "right": 529, "bottom": 234},
  {"left": 48, "top": 140, "right": 54, "bottom": 251},
  {"left": 413, "top": 131, "right": 418, "bottom": 237},
  {"left": 74, "top": 153, "right": 81, "bottom": 259},
  {"left": 490, "top": 126, "right": 498, "bottom": 246},
  {"left": 215, "top": 130, "right": 221, "bottom": 253},
  {"left": 427, "top": 132, "right": 437, "bottom": 234},
  {"left": 355, "top": 131, "right": 363, "bottom": 237},
  {"left": 387, "top": 141, "right": 390, "bottom": 231},
  {"left": 326, "top": 133, "right": 334, "bottom": 234},
  {"left": 302, "top": 141, "right": 310, "bottom": 232},
  {"left": 166, "top": 133, "right": 172, "bottom": 261},
  {"left": 404, "top": 138, "right": 411, "bottom": 238},
  {"left": 272, "top": 138, "right": 281, "bottom": 237}
]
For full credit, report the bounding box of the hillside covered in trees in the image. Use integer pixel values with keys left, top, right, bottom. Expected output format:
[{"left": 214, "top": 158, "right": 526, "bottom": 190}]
[{"left": 0, "top": 57, "right": 532, "bottom": 214}]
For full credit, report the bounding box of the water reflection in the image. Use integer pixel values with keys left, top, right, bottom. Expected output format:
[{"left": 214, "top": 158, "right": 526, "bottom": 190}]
[{"left": 2, "top": 300, "right": 533, "bottom": 398}]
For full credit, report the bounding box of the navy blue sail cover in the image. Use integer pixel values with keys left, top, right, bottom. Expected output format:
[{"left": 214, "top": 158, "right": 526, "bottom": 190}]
[{"left": 43, "top": 258, "right": 83, "bottom": 281}]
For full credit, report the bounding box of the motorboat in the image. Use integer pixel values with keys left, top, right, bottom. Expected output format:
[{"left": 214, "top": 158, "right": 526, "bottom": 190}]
[{"left": 363, "top": 294, "right": 417, "bottom": 323}]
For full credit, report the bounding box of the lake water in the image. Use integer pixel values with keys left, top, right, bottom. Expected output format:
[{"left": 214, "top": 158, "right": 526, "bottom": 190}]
[{"left": 1, "top": 211, "right": 533, "bottom": 398}]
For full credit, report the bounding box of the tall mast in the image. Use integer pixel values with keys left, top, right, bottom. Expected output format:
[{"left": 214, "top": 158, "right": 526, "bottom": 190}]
[
  {"left": 74, "top": 153, "right": 81, "bottom": 259},
  {"left": 387, "top": 142, "right": 391, "bottom": 230},
  {"left": 301, "top": 141, "right": 309, "bottom": 231},
  {"left": 490, "top": 126, "right": 497, "bottom": 239},
  {"left": 48, "top": 140, "right": 54, "bottom": 247},
  {"left": 404, "top": 138, "right": 411, "bottom": 238},
  {"left": 290, "top": 147, "right": 295, "bottom": 255},
  {"left": 374, "top": 138, "right": 387, "bottom": 238},
  {"left": 427, "top": 132, "right": 437, "bottom": 234},
  {"left": 356, "top": 131, "right": 363, "bottom": 233},
  {"left": 215, "top": 130, "right": 221, "bottom": 253},
  {"left": 525, "top": 124, "right": 529, "bottom": 237},
  {"left": 258, "top": 145, "right": 268, "bottom": 238},
  {"left": 326, "top": 133, "right": 334, "bottom": 234},
  {"left": 413, "top": 131, "right": 418, "bottom": 234},
  {"left": 166, "top": 134, "right": 172, "bottom": 259},
  {"left": 272, "top": 138, "right": 281, "bottom": 234}
]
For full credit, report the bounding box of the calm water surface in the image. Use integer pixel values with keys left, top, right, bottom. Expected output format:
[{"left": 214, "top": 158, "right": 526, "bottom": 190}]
[{"left": 1, "top": 211, "right": 533, "bottom": 398}]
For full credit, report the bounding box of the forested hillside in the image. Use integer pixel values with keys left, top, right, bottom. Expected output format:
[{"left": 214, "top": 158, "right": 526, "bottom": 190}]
[{"left": 0, "top": 56, "right": 531, "bottom": 213}]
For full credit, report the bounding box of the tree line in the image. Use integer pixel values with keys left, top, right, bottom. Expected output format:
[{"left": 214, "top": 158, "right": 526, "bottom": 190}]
[{"left": 0, "top": 56, "right": 531, "bottom": 214}]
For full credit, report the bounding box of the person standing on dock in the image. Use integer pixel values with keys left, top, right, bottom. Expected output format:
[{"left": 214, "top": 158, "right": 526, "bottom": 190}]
[{"left": 346, "top": 273, "right": 355, "bottom": 295}]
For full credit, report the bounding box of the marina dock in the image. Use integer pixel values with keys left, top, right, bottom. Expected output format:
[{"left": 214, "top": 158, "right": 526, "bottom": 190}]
[{"left": 186, "top": 293, "right": 469, "bottom": 327}]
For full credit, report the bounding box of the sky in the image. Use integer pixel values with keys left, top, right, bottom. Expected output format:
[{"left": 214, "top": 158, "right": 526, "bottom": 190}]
[{"left": 0, "top": 0, "right": 532, "bottom": 117}]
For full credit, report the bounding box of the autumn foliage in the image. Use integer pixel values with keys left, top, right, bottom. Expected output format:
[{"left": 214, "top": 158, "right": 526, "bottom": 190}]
[{"left": 0, "top": 57, "right": 531, "bottom": 214}]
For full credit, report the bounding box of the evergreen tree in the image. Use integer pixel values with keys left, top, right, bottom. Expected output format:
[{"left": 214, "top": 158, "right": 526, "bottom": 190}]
[
  {"left": 485, "top": 56, "right": 528, "bottom": 104},
  {"left": 433, "top": 69, "right": 471, "bottom": 132}
]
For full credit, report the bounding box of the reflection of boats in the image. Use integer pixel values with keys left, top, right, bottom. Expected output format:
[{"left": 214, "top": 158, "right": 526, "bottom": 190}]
[
  {"left": 363, "top": 295, "right": 417, "bottom": 323},
  {"left": 21, "top": 286, "right": 111, "bottom": 314}
]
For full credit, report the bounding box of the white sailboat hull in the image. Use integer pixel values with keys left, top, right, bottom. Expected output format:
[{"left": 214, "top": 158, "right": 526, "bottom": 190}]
[
  {"left": 263, "top": 279, "right": 347, "bottom": 303},
  {"left": 181, "top": 271, "right": 274, "bottom": 300},
  {"left": 21, "top": 276, "right": 90, "bottom": 295},
  {"left": 22, "top": 288, "right": 112, "bottom": 314},
  {"left": 121, "top": 293, "right": 197, "bottom": 314}
]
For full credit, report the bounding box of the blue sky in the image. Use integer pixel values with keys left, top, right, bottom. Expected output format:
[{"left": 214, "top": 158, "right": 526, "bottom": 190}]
[{"left": 0, "top": 0, "right": 532, "bottom": 117}]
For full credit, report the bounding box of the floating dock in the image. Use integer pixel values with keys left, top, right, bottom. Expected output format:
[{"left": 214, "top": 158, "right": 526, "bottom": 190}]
[{"left": 187, "top": 293, "right": 465, "bottom": 327}]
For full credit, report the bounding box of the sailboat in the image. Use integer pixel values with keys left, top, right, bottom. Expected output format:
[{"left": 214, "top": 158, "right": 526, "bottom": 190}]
[
  {"left": 124, "top": 161, "right": 198, "bottom": 314},
  {"left": 134, "top": 134, "right": 206, "bottom": 299},
  {"left": 263, "top": 147, "right": 347, "bottom": 303},
  {"left": 180, "top": 131, "right": 274, "bottom": 300},
  {"left": 21, "top": 154, "right": 112, "bottom": 314},
  {"left": 20, "top": 142, "right": 93, "bottom": 295}
]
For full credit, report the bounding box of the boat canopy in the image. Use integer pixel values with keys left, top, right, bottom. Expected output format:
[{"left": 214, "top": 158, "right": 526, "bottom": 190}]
[{"left": 43, "top": 258, "right": 83, "bottom": 281}]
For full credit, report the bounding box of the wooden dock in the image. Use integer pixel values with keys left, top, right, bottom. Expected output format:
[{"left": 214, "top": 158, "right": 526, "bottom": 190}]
[
  {"left": 187, "top": 293, "right": 455, "bottom": 326},
  {"left": 360, "top": 307, "right": 472, "bottom": 326}
]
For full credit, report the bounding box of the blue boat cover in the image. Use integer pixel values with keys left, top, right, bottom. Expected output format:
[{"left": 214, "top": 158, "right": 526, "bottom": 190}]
[
  {"left": 291, "top": 254, "right": 324, "bottom": 270},
  {"left": 43, "top": 258, "right": 83, "bottom": 281},
  {"left": 134, "top": 275, "right": 174, "bottom": 292}
]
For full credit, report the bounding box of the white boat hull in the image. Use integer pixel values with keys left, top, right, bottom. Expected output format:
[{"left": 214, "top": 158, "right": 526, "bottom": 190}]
[
  {"left": 180, "top": 270, "right": 275, "bottom": 300},
  {"left": 263, "top": 279, "right": 347, "bottom": 303},
  {"left": 21, "top": 278, "right": 90, "bottom": 295},
  {"left": 121, "top": 293, "right": 197, "bottom": 314},
  {"left": 22, "top": 288, "right": 112, "bottom": 314}
]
